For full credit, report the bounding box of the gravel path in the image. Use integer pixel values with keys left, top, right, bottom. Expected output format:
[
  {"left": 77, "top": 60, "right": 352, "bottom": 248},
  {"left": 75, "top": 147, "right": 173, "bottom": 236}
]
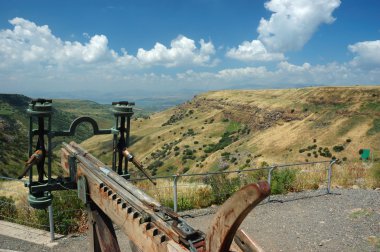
[{"left": 1, "top": 189, "right": 379, "bottom": 251}]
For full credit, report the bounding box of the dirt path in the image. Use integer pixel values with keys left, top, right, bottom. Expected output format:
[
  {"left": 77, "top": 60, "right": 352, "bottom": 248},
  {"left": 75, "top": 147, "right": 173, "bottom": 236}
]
[{"left": 1, "top": 189, "right": 379, "bottom": 251}]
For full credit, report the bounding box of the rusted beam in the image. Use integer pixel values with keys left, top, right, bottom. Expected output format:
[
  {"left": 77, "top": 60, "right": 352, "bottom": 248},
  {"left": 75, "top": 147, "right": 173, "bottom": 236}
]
[
  {"left": 88, "top": 202, "right": 121, "bottom": 252},
  {"left": 61, "top": 142, "right": 270, "bottom": 252},
  {"left": 63, "top": 142, "right": 192, "bottom": 252},
  {"left": 205, "top": 181, "right": 270, "bottom": 252}
]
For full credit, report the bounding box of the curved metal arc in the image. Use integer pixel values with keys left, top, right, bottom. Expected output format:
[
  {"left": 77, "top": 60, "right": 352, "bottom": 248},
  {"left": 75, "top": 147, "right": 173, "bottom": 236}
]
[
  {"left": 53, "top": 116, "right": 111, "bottom": 136},
  {"left": 69, "top": 116, "right": 100, "bottom": 135},
  {"left": 206, "top": 181, "right": 270, "bottom": 252}
]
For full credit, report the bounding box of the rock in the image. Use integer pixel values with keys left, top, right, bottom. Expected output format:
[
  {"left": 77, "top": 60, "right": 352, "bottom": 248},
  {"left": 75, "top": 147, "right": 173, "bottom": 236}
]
[
  {"left": 352, "top": 185, "right": 360, "bottom": 189},
  {"left": 374, "top": 188, "right": 380, "bottom": 191}
]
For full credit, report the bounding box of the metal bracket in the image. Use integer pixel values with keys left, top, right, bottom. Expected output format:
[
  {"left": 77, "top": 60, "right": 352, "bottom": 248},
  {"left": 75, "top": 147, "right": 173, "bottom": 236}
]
[{"left": 78, "top": 175, "right": 88, "bottom": 204}]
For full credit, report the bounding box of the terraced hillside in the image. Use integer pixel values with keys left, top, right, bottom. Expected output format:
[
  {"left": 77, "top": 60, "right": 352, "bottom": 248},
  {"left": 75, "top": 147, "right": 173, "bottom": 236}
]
[{"left": 81, "top": 86, "right": 380, "bottom": 176}]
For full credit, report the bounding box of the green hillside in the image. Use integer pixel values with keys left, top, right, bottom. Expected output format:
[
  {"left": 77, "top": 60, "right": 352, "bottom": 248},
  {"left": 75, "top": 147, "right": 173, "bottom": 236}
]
[
  {"left": 81, "top": 86, "right": 380, "bottom": 176},
  {"left": 0, "top": 95, "right": 114, "bottom": 177},
  {"left": 2, "top": 86, "right": 379, "bottom": 179}
]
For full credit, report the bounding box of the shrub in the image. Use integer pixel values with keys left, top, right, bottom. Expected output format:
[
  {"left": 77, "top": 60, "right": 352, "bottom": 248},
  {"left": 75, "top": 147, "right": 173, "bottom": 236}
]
[
  {"left": 35, "top": 191, "right": 85, "bottom": 234},
  {"left": 205, "top": 175, "right": 241, "bottom": 205},
  {"left": 271, "top": 169, "right": 297, "bottom": 195},
  {"left": 0, "top": 196, "right": 17, "bottom": 220},
  {"left": 333, "top": 145, "right": 344, "bottom": 152}
]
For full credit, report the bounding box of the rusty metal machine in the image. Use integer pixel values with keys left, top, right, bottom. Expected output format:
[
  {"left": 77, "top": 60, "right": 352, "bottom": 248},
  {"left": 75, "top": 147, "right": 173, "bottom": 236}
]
[{"left": 21, "top": 98, "right": 270, "bottom": 252}]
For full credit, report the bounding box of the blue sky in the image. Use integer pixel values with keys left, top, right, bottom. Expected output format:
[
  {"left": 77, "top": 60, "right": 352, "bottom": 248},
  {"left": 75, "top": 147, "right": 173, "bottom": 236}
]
[{"left": 0, "top": 0, "right": 379, "bottom": 102}]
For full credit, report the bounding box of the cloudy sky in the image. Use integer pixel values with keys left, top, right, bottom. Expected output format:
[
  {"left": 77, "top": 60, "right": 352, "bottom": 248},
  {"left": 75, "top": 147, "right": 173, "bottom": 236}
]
[{"left": 0, "top": 0, "right": 379, "bottom": 101}]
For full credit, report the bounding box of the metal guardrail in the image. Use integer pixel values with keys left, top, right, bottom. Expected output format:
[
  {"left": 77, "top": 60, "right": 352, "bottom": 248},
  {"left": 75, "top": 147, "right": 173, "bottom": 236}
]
[
  {"left": 0, "top": 159, "right": 336, "bottom": 240},
  {"left": 128, "top": 160, "right": 336, "bottom": 212}
]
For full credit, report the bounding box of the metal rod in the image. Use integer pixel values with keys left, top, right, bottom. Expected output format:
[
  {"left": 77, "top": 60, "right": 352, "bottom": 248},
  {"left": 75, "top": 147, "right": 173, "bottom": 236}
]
[
  {"left": 28, "top": 117, "right": 33, "bottom": 190},
  {"left": 173, "top": 175, "right": 179, "bottom": 212},
  {"left": 327, "top": 160, "right": 336, "bottom": 194},
  {"left": 48, "top": 204, "right": 55, "bottom": 241},
  {"left": 125, "top": 114, "right": 131, "bottom": 175},
  {"left": 127, "top": 160, "right": 331, "bottom": 182},
  {"left": 48, "top": 115, "right": 52, "bottom": 184},
  {"left": 122, "top": 149, "right": 156, "bottom": 185},
  {"left": 267, "top": 167, "right": 275, "bottom": 202}
]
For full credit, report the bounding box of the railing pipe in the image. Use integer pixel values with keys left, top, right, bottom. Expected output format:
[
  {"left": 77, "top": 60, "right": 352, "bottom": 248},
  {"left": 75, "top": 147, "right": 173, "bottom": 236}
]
[
  {"left": 173, "top": 174, "right": 180, "bottom": 212},
  {"left": 327, "top": 159, "right": 337, "bottom": 194},
  {"left": 48, "top": 205, "right": 55, "bottom": 241},
  {"left": 267, "top": 166, "right": 276, "bottom": 202}
]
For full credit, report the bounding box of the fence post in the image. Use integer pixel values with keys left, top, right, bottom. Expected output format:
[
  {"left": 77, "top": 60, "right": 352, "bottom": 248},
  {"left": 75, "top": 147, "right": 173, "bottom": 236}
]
[
  {"left": 267, "top": 166, "right": 275, "bottom": 202},
  {"left": 327, "top": 159, "right": 337, "bottom": 194},
  {"left": 48, "top": 204, "right": 55, "bottom": 241},
  {"left": 173, "top": 174, "right": 179, "bottom": 212}
]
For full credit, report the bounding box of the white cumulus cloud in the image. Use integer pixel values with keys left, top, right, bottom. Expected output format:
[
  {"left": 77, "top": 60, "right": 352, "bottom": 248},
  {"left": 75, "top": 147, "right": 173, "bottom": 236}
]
[
  {"left": 136, "top": 35, "right": 216, "bottom": 67},
  {"left": 0, "top": 17, "right": 113, "bottom": 67},
  {"left": 226, "top": 40, "right": 285, "bottom": 61},
  {"left": 226, "top": 0, "right": 341, "bottom": 62},
  {"left": 258, "top": 0, "right": 341, "bottom": 52},
  {"left": 0, "top": 18, "right": 216, "bottom": 71},
  {"left": 348, "top": 40, "right": 380, "bottom": 68}
]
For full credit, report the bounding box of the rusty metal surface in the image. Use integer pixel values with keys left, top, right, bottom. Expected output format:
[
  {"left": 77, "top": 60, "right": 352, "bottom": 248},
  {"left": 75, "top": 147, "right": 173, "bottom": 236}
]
[
  {"left": 62, "top": 142, "right": 269, "bottom": 252},
  {"left": 88, "top": 202, "right": 121, "bottom": 252},
  {"left": 18, "top": 150, "right": 43, "bottom": 179},
  {"left": 63, "top": 142, "right": 192, "bottom": 252},
  {"left": 122, "top": 148, "right": 156, "bottom": 185},
  {"left": 205, "top": 182, "right": 270, "bottom": 252}
]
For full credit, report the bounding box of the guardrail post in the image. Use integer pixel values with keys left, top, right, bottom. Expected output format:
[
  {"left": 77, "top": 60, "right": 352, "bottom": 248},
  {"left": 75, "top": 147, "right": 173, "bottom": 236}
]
[
  {"left": 267, "top": 166, "right": 275, "bottom": 202},
  {"left": 173, "top": 174, "right": 180, "bottom": 212},
  {"left": 327, "top": 159, "right": 337, "bottom": 194},
  {"left": 48, "top": 205, "right": 55, "bottom": 241}
]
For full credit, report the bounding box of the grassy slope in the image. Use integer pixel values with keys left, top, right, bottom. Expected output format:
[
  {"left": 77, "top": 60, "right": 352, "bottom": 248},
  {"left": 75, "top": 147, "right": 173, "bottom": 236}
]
[
  {"left": 0, "top": 95, "right": 114, "bottom": 177},
  {"left": 82, "top": 86, "right": 380, "bottom": 176}
]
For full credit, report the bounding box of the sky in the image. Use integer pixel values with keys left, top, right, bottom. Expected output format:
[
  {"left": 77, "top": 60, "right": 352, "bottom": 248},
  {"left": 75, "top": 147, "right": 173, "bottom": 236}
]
[{"left": 0, "top": 0, "right": 380, "bottom": 102}]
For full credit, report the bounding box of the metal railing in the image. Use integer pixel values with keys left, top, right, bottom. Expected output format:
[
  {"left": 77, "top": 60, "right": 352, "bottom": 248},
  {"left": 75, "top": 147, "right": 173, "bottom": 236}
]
[
  {"left": 0, "top": 159, "right": 336, "bottom": 241},
  {"left": 129, "top": 160, "right": 336, "bottom": 212}
]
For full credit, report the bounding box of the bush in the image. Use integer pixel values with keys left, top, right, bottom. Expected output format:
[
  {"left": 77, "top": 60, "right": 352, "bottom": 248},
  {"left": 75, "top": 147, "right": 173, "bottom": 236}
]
[
  {"left": 271, "top": 169, "right": 297, "bottom": 195},
  {"left": 205, "top": 175, "right": 241, "bottom": 205},
  {"left": 0, "top": 196, "right": 17, "bottom": 220},
  {"left": 35, "top": 191, "right": 85, "bottom": 234},
  {"left": 333, "top": 145, "right": 344, "bottom": 152}
]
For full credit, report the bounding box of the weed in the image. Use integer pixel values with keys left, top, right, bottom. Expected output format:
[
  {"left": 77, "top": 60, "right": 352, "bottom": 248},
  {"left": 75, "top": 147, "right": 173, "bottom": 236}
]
[
  {"left": 205, "top": 175, "right": 241, "bottom": 205},
  {"left": 0, "top": 196, "right": 17, "bottom": 220},
  {"left": 271, "top": 169, "right": 297, "bottom": 194}
]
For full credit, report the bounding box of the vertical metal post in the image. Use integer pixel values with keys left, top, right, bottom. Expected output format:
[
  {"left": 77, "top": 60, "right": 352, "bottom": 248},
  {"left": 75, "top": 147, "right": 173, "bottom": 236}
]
[
  {"left": 267, "top": 167, "right": 275, "bottom": 202},
  {"left": 28, "top": 116, "right": 33, "bottom": 190},
  {"left": 47, "top": 115, "right": 52, "bottom": 184},
  {"left": 48, "top": 205, "right": 55, "bottom": 241},
  {"left": 173, "top": 175, "right": 179, "bottom": 212},
  {"left": 327, "top": 159, "right": 336, "bottom": 194}
]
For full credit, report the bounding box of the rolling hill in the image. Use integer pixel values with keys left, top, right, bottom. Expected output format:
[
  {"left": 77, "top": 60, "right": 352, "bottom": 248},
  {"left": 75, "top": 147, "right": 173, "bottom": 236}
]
[{"left": 81, "top": 86, "right": 380, "bottom": 176}]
